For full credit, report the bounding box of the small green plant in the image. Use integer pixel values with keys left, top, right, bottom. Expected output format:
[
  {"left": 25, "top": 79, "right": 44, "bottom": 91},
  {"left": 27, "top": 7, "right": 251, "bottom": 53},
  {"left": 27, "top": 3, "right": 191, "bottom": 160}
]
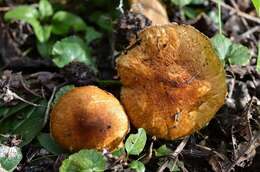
[
  {"left": 252, "top": 0, "right": 260, "bottom": 72},
  {"left": 4, "top": 0, "right": 101, "bottom": 70},
  {"left": 60, "top": 128, "right": 147, "bottom": 172},
  {"left": 256, "top": 43, "right": 260, "bottom": 72},
  {"left": 211, "top": 0, "right": 251, "bottom": 65},
  {"left": 252, "top": 0, "right": 260, "bottom": 15},
  {"left": 0, "top": 145, "right": 22, "bottom": 172},
  {"left": 170, "top": 0, "right": 205, "bottom": 19}
]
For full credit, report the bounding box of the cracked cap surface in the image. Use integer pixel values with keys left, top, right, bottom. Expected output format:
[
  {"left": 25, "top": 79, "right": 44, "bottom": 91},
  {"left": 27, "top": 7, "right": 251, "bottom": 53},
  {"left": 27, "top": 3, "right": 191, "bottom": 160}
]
[{"left": 116, "top": 24, "right": 227, "bottom": 140}]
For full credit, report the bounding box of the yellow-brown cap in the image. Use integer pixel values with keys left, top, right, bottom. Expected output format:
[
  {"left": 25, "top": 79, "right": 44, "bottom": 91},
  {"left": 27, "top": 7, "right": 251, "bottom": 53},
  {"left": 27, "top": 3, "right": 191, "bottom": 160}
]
[
  {"left": 50, "top": 86, "right": 129, "bottom": 151},
  {"left": 116, "top": 24, "right": 227, "bottom": 140}
]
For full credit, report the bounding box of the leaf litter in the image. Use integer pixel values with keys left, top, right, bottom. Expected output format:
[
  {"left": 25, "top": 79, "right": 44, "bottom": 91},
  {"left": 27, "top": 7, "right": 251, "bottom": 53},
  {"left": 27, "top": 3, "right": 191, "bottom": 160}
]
[{"left": 0, "top": 0, "right": 260, "bottom": 171}]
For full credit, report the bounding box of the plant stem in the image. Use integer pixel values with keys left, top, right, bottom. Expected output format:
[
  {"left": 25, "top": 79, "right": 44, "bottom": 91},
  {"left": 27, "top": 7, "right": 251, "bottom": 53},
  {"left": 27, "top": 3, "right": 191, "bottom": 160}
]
[
  {"left": 256, "top": 43, "right": 260, "bottom": 72},
  {"left": 217, "top": 0, "right": 222, "bottom": 34}
]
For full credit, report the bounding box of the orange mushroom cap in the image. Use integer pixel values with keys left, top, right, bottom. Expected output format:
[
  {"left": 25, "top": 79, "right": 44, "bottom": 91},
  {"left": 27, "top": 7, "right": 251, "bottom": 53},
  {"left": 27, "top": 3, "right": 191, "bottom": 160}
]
[
  {"left": 116, "top": 24, "right": 227, "bottom": 140},
  {"left": 50, "top": 86, "right": 129, "bottom": 151}
]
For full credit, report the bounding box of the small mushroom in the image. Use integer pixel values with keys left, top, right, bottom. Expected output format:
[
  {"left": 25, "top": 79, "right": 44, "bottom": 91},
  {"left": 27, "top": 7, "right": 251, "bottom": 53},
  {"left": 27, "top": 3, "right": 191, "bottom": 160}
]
[
  {"left": 50, "top": 86, "right": 129, "bottom": 151},
  {"left": 116, "top": 24, "right": 227, "bottom": 140}
]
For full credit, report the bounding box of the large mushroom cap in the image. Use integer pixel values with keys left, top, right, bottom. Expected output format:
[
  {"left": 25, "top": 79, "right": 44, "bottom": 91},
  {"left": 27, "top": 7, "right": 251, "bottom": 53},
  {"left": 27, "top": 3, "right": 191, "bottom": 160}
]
[
  {"left": 116, "top": 24, "right": 227, "bottom": 140},
  {"left": 50, "top": 86, "right": 129, "bottom": 151}
]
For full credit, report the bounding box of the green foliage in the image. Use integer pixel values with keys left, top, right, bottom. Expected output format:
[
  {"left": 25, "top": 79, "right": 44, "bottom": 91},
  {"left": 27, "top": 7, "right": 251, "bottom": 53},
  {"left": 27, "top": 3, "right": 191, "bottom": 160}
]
[
  {"left": 226, "top": 43, "right": 251, "bottom": 65},
  {"left": 154, "top": 145, "right": 172, "bottom": 157},
  {"left": 170, "top": 0, "right": 204, "bottom": 7},
  {"left": 39, "top": 0, "right": 53, "bottom": 20},
  {"left": 252, "top": 0, "right": 260, "bottom": 15},
  {"left": 0, "top": 102, "right": 29, "bottom": 124},
  {"left": 125, "top": 128, "right": 147, "bottom": 156},
  {"left": 51, "top": 11, "right": 87, "bottom": 35},
  {"left": 170, "top": 0, "right": 205, "bottom": 19},
  {"left": 112, "top": 147, "right": 125, "bottom": 157},
  {"left": 85, "top": 26, "right": 103, "bottom": 45},
  {"left": 4, "top": 6, "right": 39, "bottom": 21},
  {"left": 256, "top": 43, "right": 260, "bottom": 72},
  {"left": 211, "top": 34, "right": 250, "bottom": 65},
  {"left": 52, "top": 36, "right": 96, "bottom": 70},
  {"left": 29, "top": 20, "right": 52, "bottom": 42},
  {"left": 129, "top": 160, "right": 145, "bottom": 172},
  {"left": 4, "top": 0, "right": 104, "bottom": 70},
  {"left": 36, "top": 40, "right": 55, "bottom": 58},
  {"left": 60, "top": 149, "right": 106, "bottom": 172},
  {"left": 0, "top": 145, "right": 22, "bottom": 172},
  {"left": 0, "top": 100, "right": 47, "bottom": 146},
  {"left": 52, "top": 85, "right": 75, "bottom": 106},
  {"left": 171, "top": 0, "right": 193, "bottom": 7},
  {"left": 167, "top": 160, "right": 181, "bottom": 172},
  {"left": 37, "top": 133, "right": 65, "bottom": 155},
  {"left": 56, "top": 128, "right": 149, "bottom": 171},
  {"left": 90, "top": 12, "right": 113, "bottom": 32}
]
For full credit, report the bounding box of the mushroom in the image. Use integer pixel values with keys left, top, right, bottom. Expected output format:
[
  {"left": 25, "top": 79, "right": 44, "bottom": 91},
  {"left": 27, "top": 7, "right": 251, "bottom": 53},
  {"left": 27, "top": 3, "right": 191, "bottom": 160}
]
[
  {"left": 116, "top": 24, "right": 227, "bottom": 140},
  {"left": 50, "top": 86, "right": 129, "bottom": 151}
]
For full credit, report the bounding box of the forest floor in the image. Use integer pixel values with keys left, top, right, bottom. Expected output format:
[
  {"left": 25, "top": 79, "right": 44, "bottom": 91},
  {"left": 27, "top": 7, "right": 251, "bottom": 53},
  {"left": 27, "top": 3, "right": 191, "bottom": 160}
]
[{"left": 0, "top": 0, "right": 260, "bottom": 172}]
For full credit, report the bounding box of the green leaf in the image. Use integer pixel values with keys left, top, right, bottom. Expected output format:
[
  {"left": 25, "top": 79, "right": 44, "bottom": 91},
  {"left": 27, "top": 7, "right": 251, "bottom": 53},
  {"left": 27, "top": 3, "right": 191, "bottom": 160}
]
[
  {"left": 29, "top": 19, "right": 52, "bottom": 42},
  {"left": 51, "top": 11, "right": 87, "bottom": 35},
  {"left": 37, "top": 133, "right": 65, "bottom": 155},
  {"left": 190, "top": 0, "right": 205, "bottom": 4},
  {"left": 0, "top": 145, "right": 22, "bottom": 172},
  {"left": 211, "top": 34, "right": 250, "bottom": 65},
  {"left": 60, "top": 149, "right": 106, "bottom": 172},
  {"left": 167, "top": 160, "right": 181, "bottom": 172},
  {"left": 52, "top": 36, "right": 96, "bottom": 69},
  {"left": 52, "top": 85, "right": 75, "bottom": 106},
  {"left": 171, "top": 0, "right": 192, "bottom": 7},
  {"left": 90, "top": 12, "right": 112, "bottom": 32},
  {"left": 0, "top": 100, "right": 47, "bottom": 146},
  {"left": 125, "top": 128, "right": 147, "bottom": 156},
  {"left": 37, "top": 40, "right": 55, "bottom": 58},
  {"left": 154, "top": 145, "right": 172, "bottom": 157},
  {"left": 183, "top": 7, "right": 199, "bottom": 19},
  {"left": 85, "top": 26, "right": 102, "bottom": 45},
  {"left": 252, "top": 0, "right": 260, "bottom": 16},
  {"left": 211, "top": 34, "right": 232, "bottom": 62},
  {"left": 0, "top": 103, "right": 29, "bottom": 124},
  {"left": 226, "top": 43, "right": 250, "bottom": 65},
  {"left": 39, "top": 0, "right": 53, "bottom": 20},
  {"left": 129, "top": 160, "right": 145, "bottom": 172},
  {"left": 5, "top": 5, "right": 51, "bottom": 42},
  {"left": 4, "top": 5, "right": 39, "bottom": 22},
  {"left": 256, "top": 43, "right": 260, "bottom": 72},
  {"left": 112, "top": 147, "right": 125, "bottom": 157}
]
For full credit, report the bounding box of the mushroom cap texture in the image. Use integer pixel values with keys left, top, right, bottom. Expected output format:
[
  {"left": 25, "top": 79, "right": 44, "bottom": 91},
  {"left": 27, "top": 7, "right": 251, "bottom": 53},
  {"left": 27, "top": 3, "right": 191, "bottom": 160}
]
[
  {"left": 50, "top": 86, "right": 129, "bottom": 151},
  {"left": 116, "top": 24, "right": 227, "bottom": 140}
]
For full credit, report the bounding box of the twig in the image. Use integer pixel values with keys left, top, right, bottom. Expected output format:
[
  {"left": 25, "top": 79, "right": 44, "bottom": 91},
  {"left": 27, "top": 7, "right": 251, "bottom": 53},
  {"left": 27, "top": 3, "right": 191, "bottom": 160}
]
[
  {"left": 225, "top": 134, "right": 260, "bottom": 172},
  {"left": 117, "top": 0, "right": 124, "bottom": 14},
  {"left": 43, "top": 87, "right": 56, "bottom": 127},
  {"left": 142, "top": 136, "right": 156, "bottom": 164},
  {"left": 237, "top": 26, "right": 260, "bottom": 42},
  {"left": 170, "top": 136, "right": 189, "bottom": 158},
  {"left": 0, "top": 6, "right": 10, "bottom": 12},
  {"left": 245, "top": 98, "right": 254, "bottom": 140},
  {"left": 157, "top": 137, "right": 189, "bottom": 172},
  {"left": 210, "top": 0, "right": 260, "bottom": 24},
  {"left": 4, "top": 87, "right": 39, "bottom": 106},
  {"left": 19, "top": 74, "right": 41, "bottom": 97},
  {"left": 157, "top": 160, "right": 169, "bottom": 172},
  {"left": 230, "top": 0, "right": 257, "bottom": 46}
]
